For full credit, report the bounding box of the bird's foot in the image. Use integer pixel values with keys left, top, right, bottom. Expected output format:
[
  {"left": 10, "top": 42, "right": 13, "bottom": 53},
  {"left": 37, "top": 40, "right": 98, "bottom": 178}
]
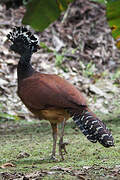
[
  {"left": 49, "top": 155, "right": 58, "bottom": 162},
  {"left": 59, "top": 142, "right": 69, "bottom": 160}
]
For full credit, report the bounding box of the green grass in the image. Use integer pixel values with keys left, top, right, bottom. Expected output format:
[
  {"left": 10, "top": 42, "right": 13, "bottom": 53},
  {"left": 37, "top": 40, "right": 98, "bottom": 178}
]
[{"left": 0, "top": 111, "right": 120, "bottom": 179}]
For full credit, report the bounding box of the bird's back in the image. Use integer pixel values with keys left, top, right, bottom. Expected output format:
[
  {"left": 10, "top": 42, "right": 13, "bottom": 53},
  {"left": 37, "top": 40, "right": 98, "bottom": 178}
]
[
  {"left": 18, "top": 72, "right": 87, "bottom": 110},
  {"left": 18, "top": 72, "right": 87, "bottom": 122}
]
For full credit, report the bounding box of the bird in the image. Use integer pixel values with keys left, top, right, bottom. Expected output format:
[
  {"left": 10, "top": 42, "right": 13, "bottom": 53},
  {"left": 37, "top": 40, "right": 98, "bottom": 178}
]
[{"left": 7, "top": 26, "right": 114, "bottom": 160}]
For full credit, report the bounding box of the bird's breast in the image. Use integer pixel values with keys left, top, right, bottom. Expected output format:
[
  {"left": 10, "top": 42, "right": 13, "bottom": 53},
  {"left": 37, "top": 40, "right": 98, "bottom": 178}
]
[{"left": 28, "top": 107, "right": 70, "bottom": 123}]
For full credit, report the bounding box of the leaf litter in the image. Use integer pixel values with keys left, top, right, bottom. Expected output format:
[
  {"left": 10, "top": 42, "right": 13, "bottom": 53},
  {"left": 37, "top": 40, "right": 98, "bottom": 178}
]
[
  {"left": 0, "top": 0, "right": 120, "bottom": 120},
  {"left": 1, "top": 165, "right": 120, "bottom": 179}
]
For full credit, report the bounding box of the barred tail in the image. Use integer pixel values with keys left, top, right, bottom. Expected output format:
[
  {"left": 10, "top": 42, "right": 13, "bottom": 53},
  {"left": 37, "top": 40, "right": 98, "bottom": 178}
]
[{"left": 71, "top": 109, "right": 114, "bottom": 147}]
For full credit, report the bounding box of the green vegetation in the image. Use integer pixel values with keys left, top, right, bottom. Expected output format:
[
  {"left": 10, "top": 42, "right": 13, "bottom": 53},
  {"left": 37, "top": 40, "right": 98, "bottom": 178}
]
[
  {"left": 22, "top": 0, "right": 74, "bottom": 31},
  {"left": 82, "top": 61, "right": 96, "bottom": 78},
  {"left": 0, "top": 109, "right": 120, "bottom": 179},
  {"left": 106, "top": 0, "right": 120, "bottom": 49},
  {"left": 90, "top": 0, "right": 105, "bottom": 4},
  {"left": 0, "top": 104, "right": 19, "bottom": 122}
]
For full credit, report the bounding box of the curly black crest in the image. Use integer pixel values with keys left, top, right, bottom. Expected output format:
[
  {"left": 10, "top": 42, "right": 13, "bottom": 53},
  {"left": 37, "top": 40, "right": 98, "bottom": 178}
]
[{"left": 7, "top": 26, "right": 39, "bottom": 54}]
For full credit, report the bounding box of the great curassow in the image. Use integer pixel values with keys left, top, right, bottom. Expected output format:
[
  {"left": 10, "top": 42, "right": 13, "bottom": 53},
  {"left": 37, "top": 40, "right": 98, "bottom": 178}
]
[{"left": 7, "top": 27, "right": 114, "bottom": 160}]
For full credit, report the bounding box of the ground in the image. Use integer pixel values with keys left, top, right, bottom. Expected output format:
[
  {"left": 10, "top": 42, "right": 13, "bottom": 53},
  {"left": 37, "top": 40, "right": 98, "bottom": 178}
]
[
  {"left": 0, "top": 0, "right": 120, "bottom": 179},
  {"left": 0, "top": 114, "right": 120, "bottom": 179}
]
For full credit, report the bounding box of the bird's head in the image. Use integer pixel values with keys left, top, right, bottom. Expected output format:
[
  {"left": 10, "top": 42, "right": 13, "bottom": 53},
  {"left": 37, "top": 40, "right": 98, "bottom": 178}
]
[{"left": 7, "top": 26, "right": 39, "bottom": 55}]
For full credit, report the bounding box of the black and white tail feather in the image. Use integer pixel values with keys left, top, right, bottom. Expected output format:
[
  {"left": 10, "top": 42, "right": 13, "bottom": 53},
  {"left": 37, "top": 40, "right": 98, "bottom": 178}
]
[
  {"left": 71, "top": 109, "right": 114, "bottom": 147},
  {"left": 7, "top": 26, "right": 39, "bottom": 53}
]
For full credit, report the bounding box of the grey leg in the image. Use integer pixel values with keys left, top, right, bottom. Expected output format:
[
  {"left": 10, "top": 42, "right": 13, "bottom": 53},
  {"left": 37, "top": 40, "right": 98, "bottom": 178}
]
[
  {"left": 50, "top": 123, "right": 58, "bottom": 160},
  {"left": 59, "top": 120, "right": 68, "bottom": 160}
]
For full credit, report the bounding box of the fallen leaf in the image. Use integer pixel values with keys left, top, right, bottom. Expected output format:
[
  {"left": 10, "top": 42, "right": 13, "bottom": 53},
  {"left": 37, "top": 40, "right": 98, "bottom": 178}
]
[
  {"left": 17, "top": 152, "right": 30, "bottom": 159},
  {"left": 51, "top": 166, "right": 72, "bottom": 172},
  {"left": 0, "top": 163, "right": 16, "bottom": 169},
  {"left": 83, "top": 166, "right": 91, "bottom": 170}
]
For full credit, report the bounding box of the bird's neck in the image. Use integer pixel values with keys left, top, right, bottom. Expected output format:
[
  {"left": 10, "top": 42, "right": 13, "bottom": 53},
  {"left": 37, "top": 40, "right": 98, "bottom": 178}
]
[{"left": 17, "top": 52, "right": 35, "bottom": 83}]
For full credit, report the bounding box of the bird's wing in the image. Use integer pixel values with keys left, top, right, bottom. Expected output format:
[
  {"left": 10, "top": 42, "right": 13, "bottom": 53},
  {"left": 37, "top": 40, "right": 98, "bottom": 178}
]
[{"left": 18, "top": 73, "right": 87, "bottom": 110}]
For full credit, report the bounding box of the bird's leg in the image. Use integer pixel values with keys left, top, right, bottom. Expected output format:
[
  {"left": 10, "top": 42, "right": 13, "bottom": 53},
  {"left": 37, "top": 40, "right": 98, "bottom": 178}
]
[
  {"left": 59, "top": 119, "right": 68, "bottom": 160},
  {"left": 50, "top": 123, "right": 58, "bottom": 161}
]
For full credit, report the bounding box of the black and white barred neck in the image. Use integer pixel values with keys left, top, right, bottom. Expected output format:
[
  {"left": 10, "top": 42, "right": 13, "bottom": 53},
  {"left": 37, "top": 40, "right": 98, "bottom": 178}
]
[{"left": 7, "top": 26, "right": 39, "bottom": 53}]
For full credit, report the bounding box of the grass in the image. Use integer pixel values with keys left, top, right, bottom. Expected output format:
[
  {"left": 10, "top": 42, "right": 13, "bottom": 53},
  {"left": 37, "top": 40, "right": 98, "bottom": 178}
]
[{"left": 0, "top": 110, "right": 120, "bottom": 179}]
